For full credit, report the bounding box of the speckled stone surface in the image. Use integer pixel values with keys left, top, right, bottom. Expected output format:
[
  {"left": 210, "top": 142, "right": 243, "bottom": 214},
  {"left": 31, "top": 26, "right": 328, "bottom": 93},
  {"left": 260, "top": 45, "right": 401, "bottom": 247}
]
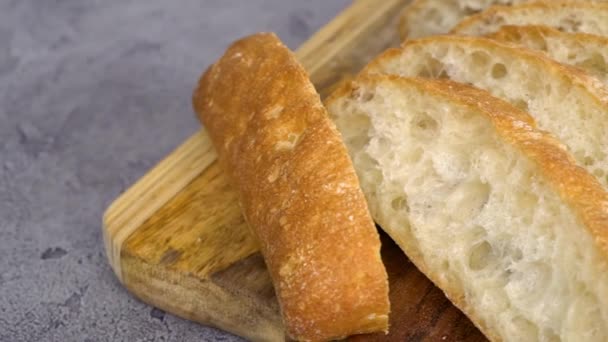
[{"left": 0, "top": 1, "right": 349, "bottom": 341}]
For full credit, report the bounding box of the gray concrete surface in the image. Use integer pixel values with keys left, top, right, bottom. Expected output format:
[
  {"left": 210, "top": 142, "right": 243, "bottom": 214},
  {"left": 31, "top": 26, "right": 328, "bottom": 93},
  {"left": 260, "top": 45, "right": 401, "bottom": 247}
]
[{"left": 0, "top": 1, "right": 349, "bottom": 341}]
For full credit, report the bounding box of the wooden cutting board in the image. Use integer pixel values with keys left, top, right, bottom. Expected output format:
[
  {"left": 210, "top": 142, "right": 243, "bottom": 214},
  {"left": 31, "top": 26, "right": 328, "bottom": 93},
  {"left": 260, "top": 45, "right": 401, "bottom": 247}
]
[{"left": 102, "top": 1, "right": 487, "bottom": 341}]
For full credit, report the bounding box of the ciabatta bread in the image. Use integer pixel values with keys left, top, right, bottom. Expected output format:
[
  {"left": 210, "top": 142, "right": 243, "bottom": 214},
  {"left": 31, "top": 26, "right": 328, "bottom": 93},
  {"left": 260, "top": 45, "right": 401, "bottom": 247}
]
[
  {"left": 487, "top": 25, "right": 608, "bottom": 84},
  {"left": 193, "top": 33, "right": 390, "bottom": 341},
  {"left": 326, "top": 74, "right": 608, "bottom": 342},
  {"left": 364, "top": 35, "right": 608, "bottom": 189},
  {"left": 452, "top": 1, "right": 608, "bottom": 36}
]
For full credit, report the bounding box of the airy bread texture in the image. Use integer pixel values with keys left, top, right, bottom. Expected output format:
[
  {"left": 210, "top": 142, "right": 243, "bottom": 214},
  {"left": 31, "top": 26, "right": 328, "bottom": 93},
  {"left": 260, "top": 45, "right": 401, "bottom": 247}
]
[
  {"left": 364, "top": 35, "right": 608, "bottom": 190},
  {"left": 399, "top": 0, "right": 527, "bottom": 39},
  {"left": 452, "top": 1, "right": 608, "bottom": 36},
  {"left": 193, "top": 33, "right": 389, "bottom": 341},
  {"left": 325, "top": 74, "right": 608, "bottom": 342},
  {"left": 487, "top": 25, "right": 608, "bottom": 84}
]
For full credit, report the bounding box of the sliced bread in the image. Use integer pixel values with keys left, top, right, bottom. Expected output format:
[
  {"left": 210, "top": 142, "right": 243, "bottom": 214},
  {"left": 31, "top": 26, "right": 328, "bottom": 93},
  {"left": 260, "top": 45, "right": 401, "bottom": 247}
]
[
  {"left": 452, "top": 1, "right": 608, "bottom": 36},
  {"left": 399, "top": 0, "right": 527, "bottom": 39},
  {"left": 326, "top": 74, "right": 608, "bottom": 341},
  {"left": 193, "top": 33, "right": 390, "bottom": 341},
  {"left": 364, "top": 35, "right": 608, "bottom": 189},
  {"left": 487, "top": 25, "right": 608, "bottom": 84}
]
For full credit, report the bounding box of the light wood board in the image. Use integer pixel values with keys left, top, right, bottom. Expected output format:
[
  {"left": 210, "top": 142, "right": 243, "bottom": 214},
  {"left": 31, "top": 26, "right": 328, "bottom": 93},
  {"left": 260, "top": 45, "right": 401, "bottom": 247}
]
[{"left": 102, "top": 1, "right": 487, "bottom": 340}]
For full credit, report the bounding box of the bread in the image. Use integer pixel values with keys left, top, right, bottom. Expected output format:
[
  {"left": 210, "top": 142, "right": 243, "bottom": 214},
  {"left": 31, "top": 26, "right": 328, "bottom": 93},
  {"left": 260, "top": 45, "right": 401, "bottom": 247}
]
[
  {"left": 325, "top": 74, "right": 608, "bottom": 341},
  {"left": 398, "top": 0, "right": 608, "bottom": 39},
  {"left": 487, "top": 25, "right": 608, "bottom": 84},
  {"left": 452, "top": 1, "right": 608, "bottom": 36},
  {"left": 398, "top": 0, "right": 528, "bottom": 39},
  {"left": 364, "top": 35, "right": 608, "bottom": 189},
  {"left": 192, "top": 33, "right": 390, "bottom": 341}
]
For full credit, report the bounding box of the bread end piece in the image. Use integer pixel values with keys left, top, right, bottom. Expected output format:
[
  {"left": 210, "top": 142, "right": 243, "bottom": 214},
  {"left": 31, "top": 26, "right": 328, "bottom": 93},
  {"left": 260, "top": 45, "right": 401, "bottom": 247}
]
[{"left": 193, "top": 32, "right": 389, "bottom": 341}]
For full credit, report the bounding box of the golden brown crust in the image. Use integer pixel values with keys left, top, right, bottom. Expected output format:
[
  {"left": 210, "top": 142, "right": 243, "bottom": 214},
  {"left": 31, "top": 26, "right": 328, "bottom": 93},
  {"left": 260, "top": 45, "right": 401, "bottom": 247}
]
[
  {"left": 451, "top": 1, "right": 608, "bottom": 35},
  {"left": 488, "top": 24, "right": 608, "bottom": 52},
  {"left": 192, "top": 33, "right": 389, "bottom": 341},
  {"left": 327, "top": 74, "right": 608, "bottom": 342}
]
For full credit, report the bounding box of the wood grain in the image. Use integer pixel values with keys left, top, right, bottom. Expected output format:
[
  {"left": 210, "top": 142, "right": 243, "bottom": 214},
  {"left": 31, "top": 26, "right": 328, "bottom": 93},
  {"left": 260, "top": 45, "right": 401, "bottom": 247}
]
[
  {"left": 102, "top": 0, "right": 487, "bottom": 340},
  {"left": 103, "top": 131, "right": 217, "bottom": 280}
]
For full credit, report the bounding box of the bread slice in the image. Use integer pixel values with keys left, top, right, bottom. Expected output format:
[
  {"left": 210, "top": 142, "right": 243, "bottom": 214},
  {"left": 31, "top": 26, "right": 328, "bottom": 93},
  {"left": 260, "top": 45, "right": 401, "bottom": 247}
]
[
  {"left": 398, "top": 0, "right": 528, "bottom": 39},
  {"left": 488, "top": 25, "right": 608, "bottom": 84},
  {"left": 398, "top": 0, "right": 608, "bottom": 39},
  {"left": 364, "top": 35, "right": 608, "bottom": 190},
  {"left": 452, "top": 1, "right": 608, "bottom": 36},
  {"left": 193, "top": 33, "right": 390, "bottom": 341},
  {"left": 325, "top": 74, "right": 608, "bottom": 341}
]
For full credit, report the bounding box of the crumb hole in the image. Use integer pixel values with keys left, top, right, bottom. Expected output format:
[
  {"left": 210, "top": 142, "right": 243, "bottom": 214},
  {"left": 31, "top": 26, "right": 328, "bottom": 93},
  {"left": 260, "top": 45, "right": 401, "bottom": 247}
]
[
  {"left": 583, "top": 156, "right": 595, "bottom": 166},
  {"left": 491, "top": 63, "right": 507, "bottom": 79},
  {"left": 469, "top": 240, "right": 493, "bottom": 271},
  {"left": 441, "top": 260, "right": 449, "bottom": 270},
  {"left": 471, "top": 51, "right": 491, "bottom": 67},
  {"left": 391, "top": 196, "right": 410, "bottom": 212},
  {"left": 511, "top": 248, "right": 523, "bottom": 262},
  {"left": 411, "top": 112, "right": 439, "bottom": 140},
  {"left": 418, "top": 56, "right": 448, "bottom": 78}
]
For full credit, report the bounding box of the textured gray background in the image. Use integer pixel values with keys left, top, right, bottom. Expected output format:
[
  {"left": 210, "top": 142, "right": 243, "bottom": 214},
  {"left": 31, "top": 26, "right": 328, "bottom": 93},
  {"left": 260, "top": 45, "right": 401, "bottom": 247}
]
[{"left": 0, "top": 1, "right": 349, "bottom": 341}]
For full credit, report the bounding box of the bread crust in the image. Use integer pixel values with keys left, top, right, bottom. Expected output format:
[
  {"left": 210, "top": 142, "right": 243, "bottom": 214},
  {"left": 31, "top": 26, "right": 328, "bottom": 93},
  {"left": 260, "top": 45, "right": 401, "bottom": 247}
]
[
  {"left": 193, "top": 33, "right": 389, "bottom": 341},
  {"left": 327, "top": 74, "right": 608, "bottom": 342},
  {"left": 488, "top": 24, "right": 608, "bottom": 46},
  {"left": 451, "top": 1, "right": 608, "bottom": 35}
]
